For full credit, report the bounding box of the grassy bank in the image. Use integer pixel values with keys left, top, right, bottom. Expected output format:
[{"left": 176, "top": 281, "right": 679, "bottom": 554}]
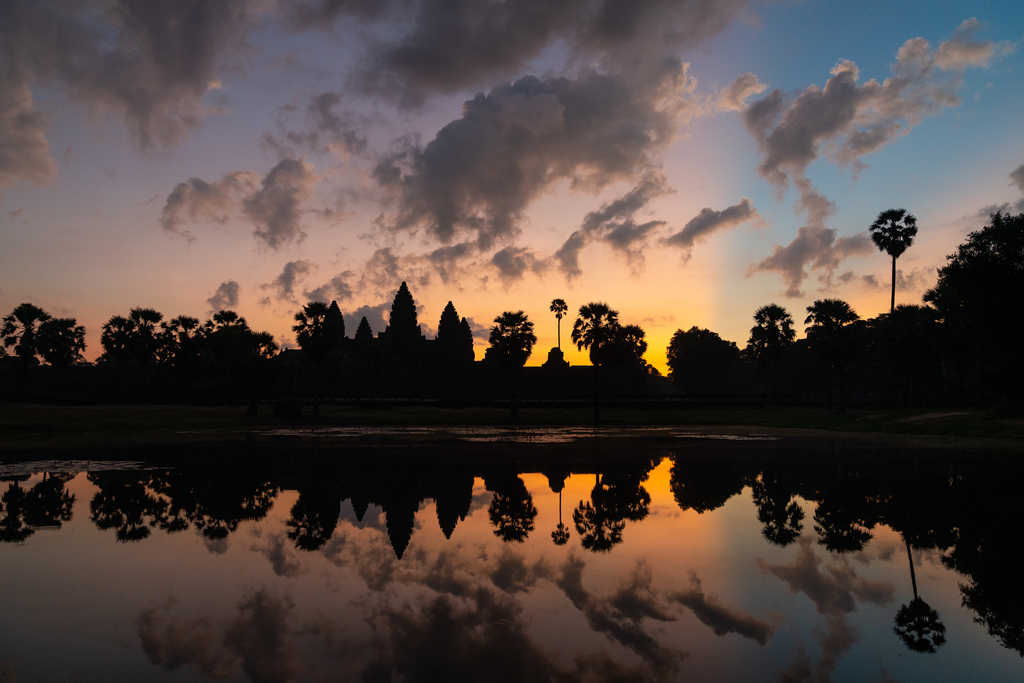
[{"left": 1, "top": 401, "right": 1022, "bottom": 449}]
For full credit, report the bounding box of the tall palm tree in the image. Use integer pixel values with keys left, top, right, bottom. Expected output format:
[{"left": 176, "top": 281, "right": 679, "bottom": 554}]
[
  {"left": 549, "top": 298, "right": 568, "bottom": 351},
  {"left": 870, "top": 208, "right": 918, "bottom": 314},
  {"left": 805, "top": 299, "right": 860, "bottom": 412},
  {"left": 488, "top": 310, "right": 537, "bottom": 419},
  {"left": 2, "top": 303, "right": 51, "bottom": 362},
  {"left": 747, "top": 304, "right": 796, "bottom": 406},
  {"left": 571, "top": 302, "right": 619, "bottom": 423}
]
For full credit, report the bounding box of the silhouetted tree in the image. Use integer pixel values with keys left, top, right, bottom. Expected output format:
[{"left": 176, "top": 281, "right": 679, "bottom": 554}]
[
  {"left": 293, "top": 301, "right": 344, "bottom": 416},
  {"left": 487, "top": 310, "right": 537, "bottom": 419},
  {"left": 804, "top": 299, "right": 860, "bottom": 411},
  {"left": 161, "top": 316, "right": 204, "bottom": 402},
  {"left": 747, "top": 304, "right": 795, "bottom": 405},
  {"left": 666, "top": 327, "right": 739, "bottom": 395},
  {"left": 550, "top": 298, "right": 568, "bottom": 351},
  {"left": 243, "top": 330, "right": 279, "bottom": 417},
  {"left": 37, "top": 318, "right": 87, "bottom": 390},
  {"left": 870, "top": 208, "right": 918, "bottom": 314},
  {"left": 572, "top": 302, "right": 619, "bottom": 422},
  {"left": 925, "top": 211, "right": 1024, "bottom": 400},
  {"left": 488, "top": 476, "right": 537, "bottom": 543},
  {"left": 2, "top": 303, "right": 50, "bottom": 363},
  {"left": 752, "top": 472, "right": 804, "bottom": 546}
]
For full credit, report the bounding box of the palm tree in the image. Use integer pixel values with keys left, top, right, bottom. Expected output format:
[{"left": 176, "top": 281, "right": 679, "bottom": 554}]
[
  {"left": 747, "top": 304, "right": 796, "bottom": 406},
  {"left": 549, "top": 298, "right": 568, "bottom": 350},
  {"left": 2, "top": 303, "right": 51, "bottom": 362},
  {"left": 870, "top": 209, "right": 918, "bottom": 314},
  {"left": 571, "top": 303, "right": 620, "bottom": 423},
  {"left": 293, "top": 301, "right": 342, "bottom": 417},
  {"left": 37, "top": 318, "right": 86, "bottom": 369},
  {"left": 805, "top": 299, "right": 860, "bottom": 412},
  {"left": 488, "top": 310, "right": 537, "bottom": 419}
]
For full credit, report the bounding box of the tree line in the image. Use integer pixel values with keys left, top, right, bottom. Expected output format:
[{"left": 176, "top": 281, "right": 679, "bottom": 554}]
[{"left": 2, "top": 210, "right": 1021, "bottom": 408}]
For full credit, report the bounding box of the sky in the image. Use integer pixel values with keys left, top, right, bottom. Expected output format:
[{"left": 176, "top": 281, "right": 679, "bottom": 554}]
[{"left": 1, "top": 0, "right": 1022, "bottom": 372}]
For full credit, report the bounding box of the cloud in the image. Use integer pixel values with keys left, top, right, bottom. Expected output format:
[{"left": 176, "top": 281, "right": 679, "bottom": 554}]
[
  {"left": 663, "top": 198, "right": 758, "bottom": 259},
  {"left": 159, "top": 171, "right": 258, "bottom": 240},
  {"left": 757, "top": 537, "right": 895, "bottom": 617},
  {"left": 263, "top": 92, "right": 369, "bottom": 158},
  {"left": 555, "top": 172, "right": 672, "bottom": 280},
  {"left": 0, "top": 63, "right": 56, "bottom": 195},
  {"left": 263, "top": 260, "right": 314, "bottom": 302},
  {"left": 489, "top": 549, "right": 552, "bottom": 594},
  {"left": 933, "top": 18, "right": 1008, "bottom": 70},
  {"left": 0, "top": 0, "right": 258, "bottom": 152},
  {"left": 375, "top": 67, "right": 691, "bottom": 252},
  {"left": 242, "top": 157, "right": 319, "bottom": 249},
  {"left": 206, "top": 280, "right": 241, "bottom": 314},
  {"left": 223, "top": 590, "right": 302, "bottom": 683},
  {"left": 859, "top": 267, "right": 935, "bottom": 294},
  {"left": 747, "top": 180, "right": 872, "bottom": 297},
  {"left": 556, "top": 555, "right": 684, "bottom": 678},
  {"left": 335, "top": 0, "right": 754, "bottom": 106},
  {"left": 342, "top": 302, "right": 390, "bottom": 337},
  {"left": 491, "top": 246, "right": 547, "bottom": 286},
  {"left": 305, "top": 272, "right": 354, "bottom": 303},
  {"left": 716, "top": 72, "right": 767, "bottom": 112},
  {"left": 670, "top": 572, "right": 774, "bottom": 646},
  {"left": 137, "top": 599, "right": 236, "bottom": 679},
  {"left": 1011, "top": 163, "right": 1024, "bottom": 194},
  {"left": 256, "top": 532, "right": 305, "bottom": 578},
  {"left": 741, "top": 24, "right": 1002, "bottom": 295}
]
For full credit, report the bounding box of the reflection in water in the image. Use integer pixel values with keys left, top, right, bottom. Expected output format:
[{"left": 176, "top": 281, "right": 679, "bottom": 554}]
[{"left": 2, "top": 438, "right": 1024, "bottom": 681}]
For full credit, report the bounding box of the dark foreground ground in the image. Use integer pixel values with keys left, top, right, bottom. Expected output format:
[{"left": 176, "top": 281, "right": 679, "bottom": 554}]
[{"left": 1, "top": 402, "right": 1022, "bottom": 452}]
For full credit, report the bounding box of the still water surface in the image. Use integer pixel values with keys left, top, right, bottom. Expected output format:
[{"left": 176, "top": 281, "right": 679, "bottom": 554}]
[{"left": 0, "top": 433, "right": 1021, "bottom": 682}]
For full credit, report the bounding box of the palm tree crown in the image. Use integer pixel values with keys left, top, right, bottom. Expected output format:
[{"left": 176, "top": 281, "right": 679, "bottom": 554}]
[
  {"left": 748, "top": 304, "right": 796, "bottom": 367},
  {"left": 550, "top": 298, "right": 568, "bottom": 350},
  {"left": 870, "top": 208, "right": 918, "bottom": 313},
  {"left": 2, "top": 303, "right": 51, "bottom": 361},
  {"left": 571, "top": 303, "right": 619, "bottom": 365},
  {"left": 488, "top": 310, "right": 536, "bottom": 374}
]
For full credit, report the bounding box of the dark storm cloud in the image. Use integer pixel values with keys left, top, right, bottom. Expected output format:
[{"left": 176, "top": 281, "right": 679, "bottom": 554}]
[
  {"left": 206, "top": 280, "right": 241, "bottom": 314},
  {"left": 663, "top": 198, "right": 758, "bottom": 260},
  {"left": 263, "top": 260, "right": 314, "bottom": 302},
  {"left": 0, "top": 0, "right": 258, "bottom": 152},
  {"left": 159, "top": 172, "right": 257, "bottom": 241},
  {"left": 242, "top": 158, "right": 319, "bottom": 249},
  {"left": 556, "top": 555, "right": 684, "bottom": 678},
  {"left": 554, "top": 173, "right": 672, "bottom": 280},
  {"left": 0, "top": 64, "right": 55, "bottom": 197},
  {"left": 305, "top": 272, "right": 354, "bottom": 303},
  {"left": 669, "top": 572, "right": 774, "bottom": 646},
  {"left": 376, "top": 67, "right": 690, "bottom": 252}
]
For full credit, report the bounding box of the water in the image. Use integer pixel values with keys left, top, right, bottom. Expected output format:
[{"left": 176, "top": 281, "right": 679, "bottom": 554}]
[{"left": 0, "top": 433, "right": 1021, "bottom": 682}]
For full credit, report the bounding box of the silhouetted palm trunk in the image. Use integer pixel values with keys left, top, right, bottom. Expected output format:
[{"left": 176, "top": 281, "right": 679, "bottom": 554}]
[
  {"left": 906, "top": 536, "right": 918, "bottom": 600},
  {"left": 593, "top": 363, "right": 601, "bottom": 424},
  {"left": 890, "top": 255, "right": 897, "bottom": 314},
  {"left": 772, "top": 362, "right": 779, "bottom": 407}
]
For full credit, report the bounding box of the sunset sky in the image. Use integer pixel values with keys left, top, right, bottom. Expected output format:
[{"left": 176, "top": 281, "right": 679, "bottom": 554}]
[{"left": 1, "top": 0, "right": 1022, "bottom": 371}]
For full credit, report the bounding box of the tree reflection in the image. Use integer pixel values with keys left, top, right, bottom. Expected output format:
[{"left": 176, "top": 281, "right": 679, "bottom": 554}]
[
  {"left": 287, "top": 488, "right": 341, "bottom": 551},
  {"left": 669, "top": 458, "right": 743, "bottom": 514},
  {"left": 89, "top": 472, "right": 167, "bottom": 542},
  {"left": 894, "top": 537, "right": 946, "bottom": 654},
  {"left": 487, "top": 475, "right": 537, "bottom": 543},
  {"left": 0, "top": 481, "right": 34, "bottom": 543},
  {"left": 752, "top": 472, "right": 804, "bottom": 546},
  {"left": 812, "top": 477, "right": 876, "bottom": 553},
  {"left": 572, "top": 472, "right": 650, "bottom": 553}
]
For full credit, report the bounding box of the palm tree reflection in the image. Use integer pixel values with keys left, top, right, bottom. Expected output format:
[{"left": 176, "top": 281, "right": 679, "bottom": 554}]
[
  {"left": 894, "top": 537, "right": 946, "bottom": 653},
  {"left": 487, "top": 475, "right": 537, "bottom": 543}
]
